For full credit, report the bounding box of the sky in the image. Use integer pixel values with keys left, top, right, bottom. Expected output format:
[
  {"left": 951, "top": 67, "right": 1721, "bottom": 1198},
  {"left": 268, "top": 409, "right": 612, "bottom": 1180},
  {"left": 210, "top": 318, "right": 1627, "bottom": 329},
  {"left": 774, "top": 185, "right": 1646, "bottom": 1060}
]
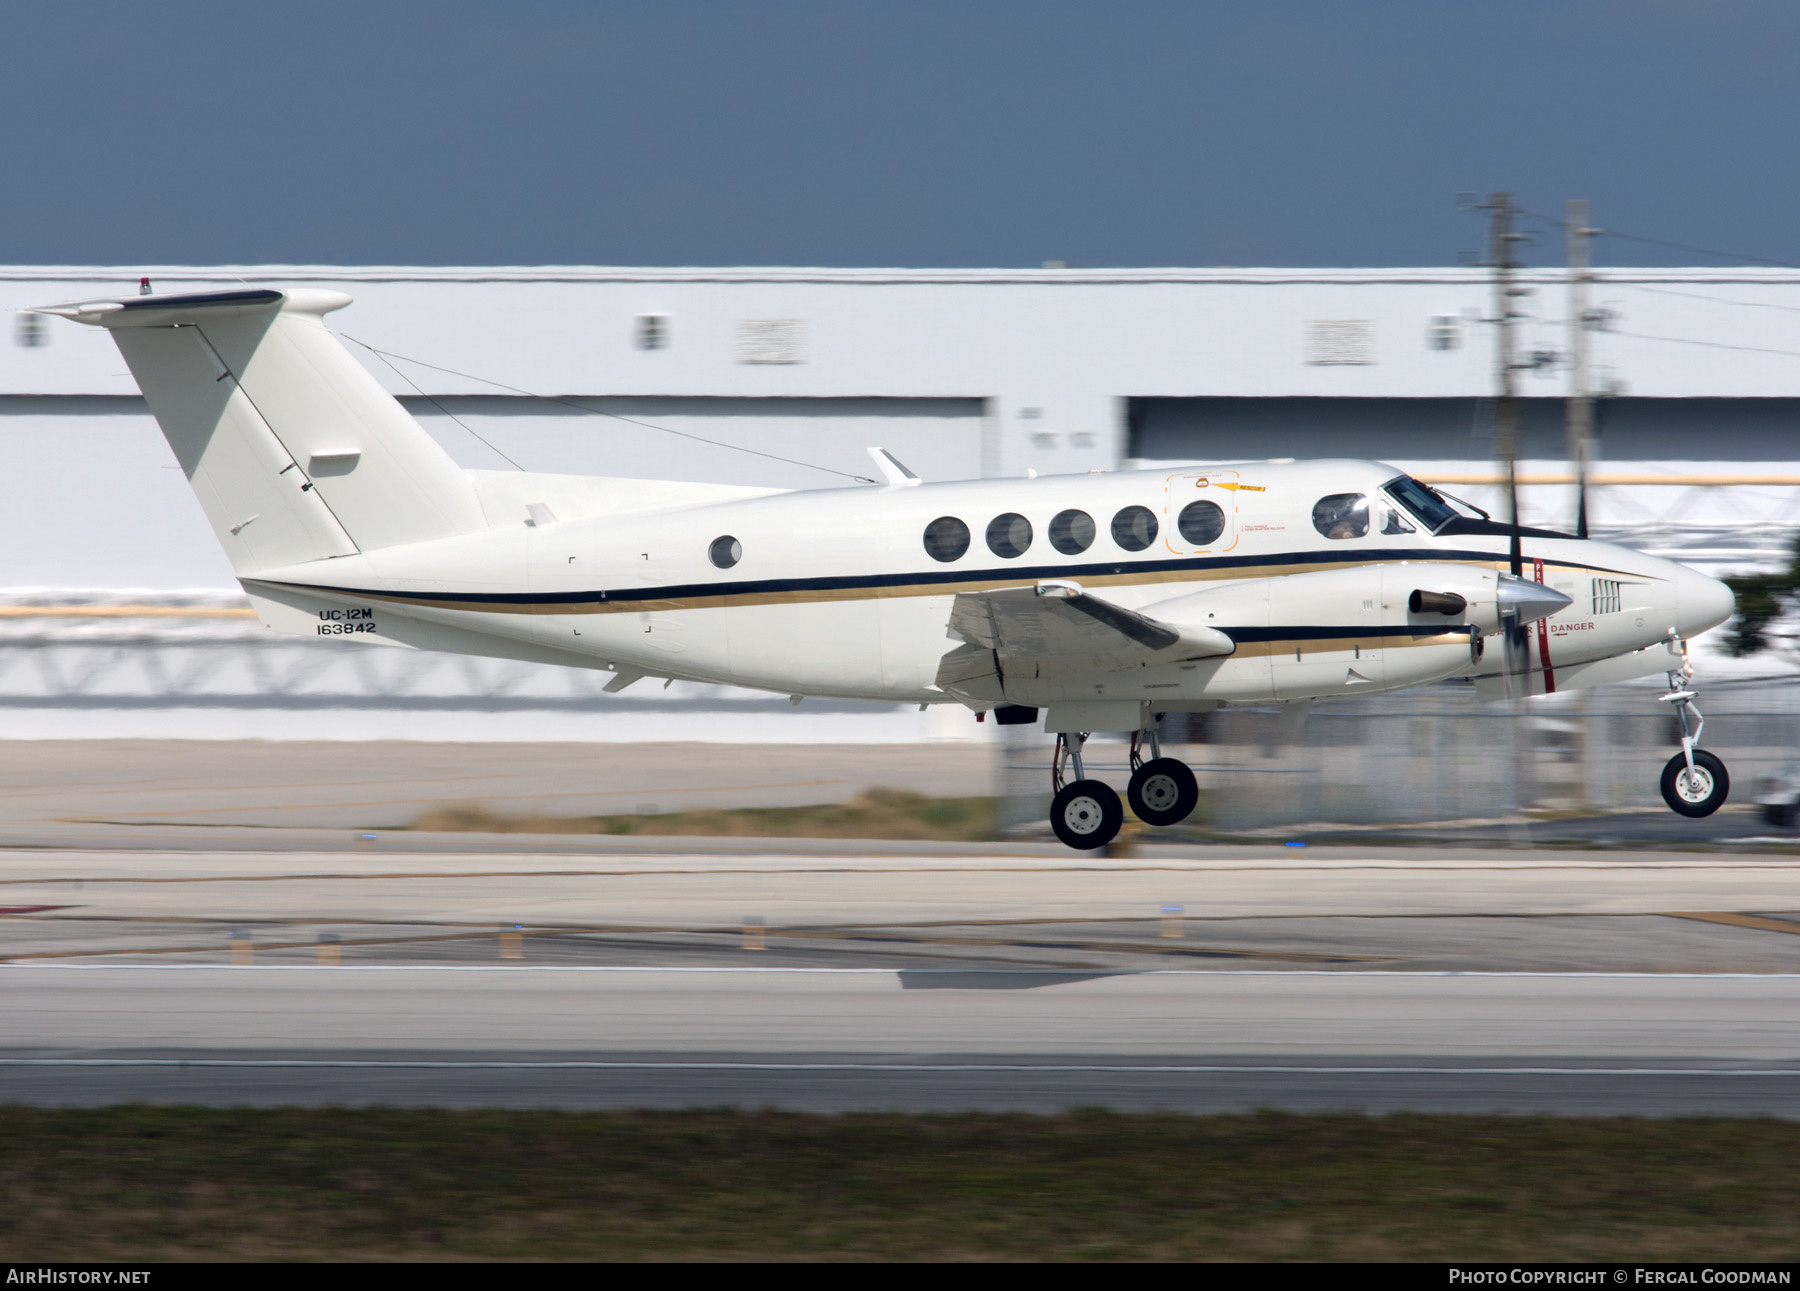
[{"left": 5, "top": 0, "right": 1800, "bottom": 270}]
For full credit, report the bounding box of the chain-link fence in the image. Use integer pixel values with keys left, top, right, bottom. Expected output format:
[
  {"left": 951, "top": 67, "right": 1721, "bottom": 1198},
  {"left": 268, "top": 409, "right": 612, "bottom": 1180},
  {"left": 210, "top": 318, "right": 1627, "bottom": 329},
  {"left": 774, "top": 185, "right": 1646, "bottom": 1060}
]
[{"left": 994, "top": 678, "right": 1800, "bottom": 835}]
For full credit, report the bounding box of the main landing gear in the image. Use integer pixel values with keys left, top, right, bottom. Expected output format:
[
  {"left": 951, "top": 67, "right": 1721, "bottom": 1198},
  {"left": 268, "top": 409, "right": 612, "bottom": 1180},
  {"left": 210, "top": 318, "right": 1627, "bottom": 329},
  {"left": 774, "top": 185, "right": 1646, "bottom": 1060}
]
[
  {"left": 1657, "top": 632, "right": 1730, "bottom": 818},
  {"left": 1048, "top": 724, "right": 1199, "bottom": 850}
]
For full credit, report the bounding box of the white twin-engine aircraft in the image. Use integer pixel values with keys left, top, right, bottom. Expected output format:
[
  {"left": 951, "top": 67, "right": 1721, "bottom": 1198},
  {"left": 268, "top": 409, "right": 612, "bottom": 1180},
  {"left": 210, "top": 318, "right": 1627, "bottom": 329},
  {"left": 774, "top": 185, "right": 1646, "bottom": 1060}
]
[{"left": 41, "top": 286, "right": 1738, "bottom": 849}]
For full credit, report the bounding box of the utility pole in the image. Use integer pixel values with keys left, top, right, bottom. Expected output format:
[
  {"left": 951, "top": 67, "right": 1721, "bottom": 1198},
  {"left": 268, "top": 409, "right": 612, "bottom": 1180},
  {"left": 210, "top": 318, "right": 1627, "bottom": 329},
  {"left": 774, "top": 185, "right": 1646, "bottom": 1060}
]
[
  {"left": 1484, "top": 191, "right": 1534, "bottom": 829},
  {"left": 1565, "top": 199, "right": 1598, "bottom": 539},
  {"left": 1487, "top": 191, "right": 1524, "bottom": 568}
]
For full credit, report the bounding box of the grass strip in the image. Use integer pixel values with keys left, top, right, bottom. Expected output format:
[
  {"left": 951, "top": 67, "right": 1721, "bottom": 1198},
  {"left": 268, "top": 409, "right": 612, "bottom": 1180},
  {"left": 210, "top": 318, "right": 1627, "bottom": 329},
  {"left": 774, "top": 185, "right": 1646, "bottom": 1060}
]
[
  {"left": 409, "top": 787, "right": 1001, "bottom": 841},
  {"left": 0, "top": 1107, "right": 1796, "bottom": 1261}
]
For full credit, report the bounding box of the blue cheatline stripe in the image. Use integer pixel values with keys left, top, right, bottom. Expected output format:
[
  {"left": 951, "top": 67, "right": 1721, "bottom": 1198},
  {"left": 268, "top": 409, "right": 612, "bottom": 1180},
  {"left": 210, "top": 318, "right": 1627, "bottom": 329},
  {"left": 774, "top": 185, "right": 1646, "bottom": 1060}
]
[{"left": 251, "top": 544, "right": 1645, "bottom": 613}]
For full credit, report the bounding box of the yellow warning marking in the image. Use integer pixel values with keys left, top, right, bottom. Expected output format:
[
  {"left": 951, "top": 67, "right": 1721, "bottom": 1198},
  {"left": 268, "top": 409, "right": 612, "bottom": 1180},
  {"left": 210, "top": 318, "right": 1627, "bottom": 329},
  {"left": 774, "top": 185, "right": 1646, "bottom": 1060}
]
[
  {"left": 0, "top": 605, "right": 256, "bottom": 619},
  {"left": 63, "top": 778, "right": 848, "bottom": 820},
  {"left": 1419, "top": 472, "right": 1800, "bottom": 487}
]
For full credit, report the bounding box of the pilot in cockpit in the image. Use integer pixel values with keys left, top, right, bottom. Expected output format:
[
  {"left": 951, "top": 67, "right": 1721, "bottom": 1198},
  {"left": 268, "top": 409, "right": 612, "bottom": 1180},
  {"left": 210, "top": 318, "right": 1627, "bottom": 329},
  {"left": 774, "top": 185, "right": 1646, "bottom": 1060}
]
[{"left": 1313, "top": 492, "right": 1369, "bottom": 540}]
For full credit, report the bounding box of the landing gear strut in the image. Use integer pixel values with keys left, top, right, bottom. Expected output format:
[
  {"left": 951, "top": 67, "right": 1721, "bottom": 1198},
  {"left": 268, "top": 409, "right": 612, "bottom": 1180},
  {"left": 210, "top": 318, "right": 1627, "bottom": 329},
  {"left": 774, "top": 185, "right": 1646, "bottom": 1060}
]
[
  {"left": 1127, "top": 727, "right": 1200, "bottom": 827},
  {"left": 1657, "top": 632, "right": 1729, "bottom": 818},
  {"left": 1046, "top": 721, "right": 1200, "bottom": 850},
  {"left": 1049, "top": 732, "right": 1123, "bottom": 850}
]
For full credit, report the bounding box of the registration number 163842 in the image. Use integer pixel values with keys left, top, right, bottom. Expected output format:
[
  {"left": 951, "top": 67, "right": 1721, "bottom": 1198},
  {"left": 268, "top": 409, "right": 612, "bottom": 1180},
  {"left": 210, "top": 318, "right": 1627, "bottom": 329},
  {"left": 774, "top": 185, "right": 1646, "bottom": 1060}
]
[{"left": 317, "top": 607, "right": 378, "bottom": 635}]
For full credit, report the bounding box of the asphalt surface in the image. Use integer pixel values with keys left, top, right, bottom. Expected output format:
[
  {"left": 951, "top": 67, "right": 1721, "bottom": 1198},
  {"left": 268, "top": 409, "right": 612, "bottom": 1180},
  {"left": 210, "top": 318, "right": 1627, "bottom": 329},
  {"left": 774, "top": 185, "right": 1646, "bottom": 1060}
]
[
  {"left": 2, "top": 1050, "right": 1794, "bottom": 1115},
  {"left": 1, "top": 740, "right": 1797, "bottom": 1114},
  {"left": 3, "top": 965, "right": 1797, "bottom": 1113}
]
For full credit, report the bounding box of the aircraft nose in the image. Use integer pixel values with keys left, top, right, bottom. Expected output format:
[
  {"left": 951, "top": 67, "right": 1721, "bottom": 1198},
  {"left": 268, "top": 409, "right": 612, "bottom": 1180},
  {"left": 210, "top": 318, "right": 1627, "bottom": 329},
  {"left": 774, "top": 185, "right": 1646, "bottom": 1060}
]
[{"left": 1676, "top": 566, "right": 1736, "bottom": 636}]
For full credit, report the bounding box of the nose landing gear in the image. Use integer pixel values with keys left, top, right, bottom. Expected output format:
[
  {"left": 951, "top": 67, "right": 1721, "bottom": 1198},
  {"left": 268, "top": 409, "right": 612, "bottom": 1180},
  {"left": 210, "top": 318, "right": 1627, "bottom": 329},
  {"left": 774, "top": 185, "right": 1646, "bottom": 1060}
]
[
  {"left": 1046, "top": 722, "right": 1200, "bottom": 850},
  {"left": 1656, "top": 632, "right": 1730, "bottom": 818}
]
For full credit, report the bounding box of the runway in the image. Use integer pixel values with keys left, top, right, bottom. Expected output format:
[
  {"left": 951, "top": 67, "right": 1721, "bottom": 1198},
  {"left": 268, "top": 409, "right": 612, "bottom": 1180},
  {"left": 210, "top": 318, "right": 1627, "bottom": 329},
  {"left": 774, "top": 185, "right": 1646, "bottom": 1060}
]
[
  {"left": 2, "top": 740, "right": 1797, "bottom": 1115},
  {"left": 3, "top": 965, "right": 1797, "bottom": 1113}
]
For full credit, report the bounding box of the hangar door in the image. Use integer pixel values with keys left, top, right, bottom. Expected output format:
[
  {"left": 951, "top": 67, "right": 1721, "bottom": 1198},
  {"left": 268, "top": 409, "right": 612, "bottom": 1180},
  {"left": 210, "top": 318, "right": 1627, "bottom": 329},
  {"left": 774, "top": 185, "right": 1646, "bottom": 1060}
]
[{"left": 409, "top": 396, "right": 988, "bottom": 491}]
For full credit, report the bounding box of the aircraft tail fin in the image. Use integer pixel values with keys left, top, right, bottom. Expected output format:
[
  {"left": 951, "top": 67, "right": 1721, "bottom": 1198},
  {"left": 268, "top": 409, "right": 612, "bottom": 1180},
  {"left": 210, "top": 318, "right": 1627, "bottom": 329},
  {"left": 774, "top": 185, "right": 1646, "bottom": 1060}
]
[{"left": 36, "top": 288, "right": 485, "bottom": 575}]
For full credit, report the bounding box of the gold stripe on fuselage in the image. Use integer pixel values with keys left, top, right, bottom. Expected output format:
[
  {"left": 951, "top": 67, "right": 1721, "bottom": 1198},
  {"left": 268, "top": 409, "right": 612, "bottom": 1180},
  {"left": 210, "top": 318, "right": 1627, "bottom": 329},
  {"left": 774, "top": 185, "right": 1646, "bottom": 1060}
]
[
  {"left": 277, "top": 551, "right": 1625, "bottom": 619},
  {"left": 280, "top": 550, "right": 1620, "bottom": 615}
]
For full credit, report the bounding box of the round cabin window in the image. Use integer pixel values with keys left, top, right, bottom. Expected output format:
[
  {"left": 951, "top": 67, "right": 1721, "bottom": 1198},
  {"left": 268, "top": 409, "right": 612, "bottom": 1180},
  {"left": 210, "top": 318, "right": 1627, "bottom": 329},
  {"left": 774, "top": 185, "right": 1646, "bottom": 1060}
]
[
  {"left": 1048, "top": 509, "right": 1096, "bottom": 555},
  {"left": 923, "top": 516, "right": 971, "bottom": 562},
  {"left": 708, "top": 535, "right": 743, "bottom": 568},
  {"left": 985, "top": 512, "right": 1033, "bottom": 559},
  {"left": 1111, "top": 505, "right": 1159, "bottom": 552},
  {"left": 1312, "top": 493, "right": 1369, "bottom": 540},
  {"left": 1177, "top": 499, "right": 1226, "bottom": 547}
]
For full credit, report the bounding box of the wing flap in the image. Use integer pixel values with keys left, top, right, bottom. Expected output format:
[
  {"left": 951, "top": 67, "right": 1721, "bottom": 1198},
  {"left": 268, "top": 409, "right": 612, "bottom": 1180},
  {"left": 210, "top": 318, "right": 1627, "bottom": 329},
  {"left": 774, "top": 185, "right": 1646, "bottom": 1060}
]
[{"left": 947, "top": 583, "right": 1232, "bottom": 666}]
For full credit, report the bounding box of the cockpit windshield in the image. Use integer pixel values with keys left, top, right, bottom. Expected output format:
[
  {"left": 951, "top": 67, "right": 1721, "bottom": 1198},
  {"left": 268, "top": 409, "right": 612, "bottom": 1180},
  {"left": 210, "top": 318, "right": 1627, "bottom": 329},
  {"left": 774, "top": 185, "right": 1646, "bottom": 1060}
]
[{"left": 1381, "top": 474, "right": 1459, "bottom": 534}]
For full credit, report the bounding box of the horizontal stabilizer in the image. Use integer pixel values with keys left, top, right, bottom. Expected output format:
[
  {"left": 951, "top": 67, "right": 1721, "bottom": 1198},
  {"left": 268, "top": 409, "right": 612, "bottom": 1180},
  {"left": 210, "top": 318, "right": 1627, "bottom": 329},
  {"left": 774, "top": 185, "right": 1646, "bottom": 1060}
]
[{"left": 36, "top": 287, "right": 302, "bottom": 327}]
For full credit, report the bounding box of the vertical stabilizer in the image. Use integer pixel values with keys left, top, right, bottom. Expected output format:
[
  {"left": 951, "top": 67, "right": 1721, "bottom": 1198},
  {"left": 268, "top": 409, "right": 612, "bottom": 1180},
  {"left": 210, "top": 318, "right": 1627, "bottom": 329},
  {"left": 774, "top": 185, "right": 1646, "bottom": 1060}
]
[{"left": 36, "top": 288, "right": 486, "bottom": 575}]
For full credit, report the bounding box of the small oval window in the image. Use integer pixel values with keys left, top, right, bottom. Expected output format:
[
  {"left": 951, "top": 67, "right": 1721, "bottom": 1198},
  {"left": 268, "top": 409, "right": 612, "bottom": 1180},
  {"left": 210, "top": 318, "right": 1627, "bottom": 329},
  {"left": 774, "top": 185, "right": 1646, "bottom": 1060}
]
[
  {"left": 1111, "top": 504, "right": 1159, "bottom": 552},
  {"left": 986, "top": 512, "right": 1033, "bottom": 559},
  {"left": 1048, "top": 509, "right": 1095, "bottom": 555},
  {"left": 1312, "top": 493, "right": 1370, "bottom": 540},
  {"left": 923, "top": 516, "right": 971, "bottom": 562},
  {"left": 1177, "top": 499, "right": 1226, "bottom": 547},
  {"left": 709, "top": 535, "right": 742, "bottom": 568}
]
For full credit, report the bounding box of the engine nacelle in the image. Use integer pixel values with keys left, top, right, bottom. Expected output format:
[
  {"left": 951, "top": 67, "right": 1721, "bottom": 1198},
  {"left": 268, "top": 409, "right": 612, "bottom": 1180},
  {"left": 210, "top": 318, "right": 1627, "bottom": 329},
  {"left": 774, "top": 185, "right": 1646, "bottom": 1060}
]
[{"left": 1144, "top": 562, "right": 1495, "bottom": 702}]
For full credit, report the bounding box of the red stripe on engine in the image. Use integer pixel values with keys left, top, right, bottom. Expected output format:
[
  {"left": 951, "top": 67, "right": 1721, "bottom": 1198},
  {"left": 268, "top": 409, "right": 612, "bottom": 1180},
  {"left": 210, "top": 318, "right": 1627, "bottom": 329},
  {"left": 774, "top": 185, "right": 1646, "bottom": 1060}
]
[{"left": 1533, "top": 557, "right": 1556, "bottom": 693}]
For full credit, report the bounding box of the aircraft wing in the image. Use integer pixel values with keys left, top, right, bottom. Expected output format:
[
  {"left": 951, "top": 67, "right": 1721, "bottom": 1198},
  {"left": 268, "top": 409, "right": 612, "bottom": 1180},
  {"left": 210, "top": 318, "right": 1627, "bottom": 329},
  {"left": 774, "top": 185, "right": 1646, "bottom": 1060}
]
[{"left": 946, "top": 582, "right": 1234, "bottom": 667}]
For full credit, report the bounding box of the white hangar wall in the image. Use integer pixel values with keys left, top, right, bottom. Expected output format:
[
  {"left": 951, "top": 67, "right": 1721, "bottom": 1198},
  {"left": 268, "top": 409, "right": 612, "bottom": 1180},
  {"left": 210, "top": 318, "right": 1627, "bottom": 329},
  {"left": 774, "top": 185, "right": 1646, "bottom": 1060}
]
[
  {"left": 2, "top": 264, "right": 1797, "bottom": 741},
  {"left": 6, "top": 263, "right": 1800, "bottom": 589}
]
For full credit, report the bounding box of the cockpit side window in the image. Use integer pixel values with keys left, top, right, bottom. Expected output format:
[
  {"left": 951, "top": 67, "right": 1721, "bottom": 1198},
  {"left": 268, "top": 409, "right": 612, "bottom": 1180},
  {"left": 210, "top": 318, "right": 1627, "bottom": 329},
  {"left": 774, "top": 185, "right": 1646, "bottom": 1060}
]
[
  {"left": 1380, "top": 503, "right": 1415, "bottom": 536},
  {"left": 1312, "top": 493, "right": 1369, "bottom": 540},
  {"left": 1381, "top": 474, "right": 1458, "bottom": 533}
]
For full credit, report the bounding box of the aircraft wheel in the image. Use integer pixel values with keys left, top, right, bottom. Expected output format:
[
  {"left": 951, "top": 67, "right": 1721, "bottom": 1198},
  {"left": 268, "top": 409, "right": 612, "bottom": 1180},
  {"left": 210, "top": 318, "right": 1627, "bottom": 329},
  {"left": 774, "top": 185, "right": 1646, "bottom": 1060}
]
[
  {"left": 1050, "top": 780, "right": 1123, "bottom": 850},
  {"left": 1127, "top": 757, "right": 1199, "bottom": 826},
  {"left": 1660, "top": 749, "right": 1729, "bottom": 818}
]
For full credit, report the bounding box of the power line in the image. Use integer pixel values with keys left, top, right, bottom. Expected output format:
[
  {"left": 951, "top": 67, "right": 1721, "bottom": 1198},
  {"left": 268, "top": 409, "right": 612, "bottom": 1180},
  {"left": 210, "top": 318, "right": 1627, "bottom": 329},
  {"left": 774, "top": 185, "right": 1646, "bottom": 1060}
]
[
  {"left": 1608, "top": 327, "right": 1800, "bottom": 361},
  {"left": 337, "top": 333, "right": 878, "bottom": 486},
  {"left": 1515, "top": 205, "right": 1800, "bottom": 270},
  {"left": 1614, "top": 281, "right": 1800, "bottom": 317}
]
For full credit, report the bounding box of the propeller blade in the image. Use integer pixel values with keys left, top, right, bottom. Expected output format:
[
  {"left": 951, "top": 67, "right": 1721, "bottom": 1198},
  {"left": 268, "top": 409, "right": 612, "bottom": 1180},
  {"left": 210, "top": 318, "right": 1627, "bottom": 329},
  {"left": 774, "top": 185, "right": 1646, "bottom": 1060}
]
[{"left": 1506, "top": 442, "right": 1523, "bottom": 578}]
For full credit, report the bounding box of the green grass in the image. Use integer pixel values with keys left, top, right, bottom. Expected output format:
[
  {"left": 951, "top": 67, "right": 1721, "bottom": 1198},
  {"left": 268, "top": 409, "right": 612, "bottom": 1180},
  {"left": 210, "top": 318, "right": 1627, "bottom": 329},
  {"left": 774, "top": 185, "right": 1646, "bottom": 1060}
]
[
  {"left": 2, "top": 1108, "right": 1798, "bottom": 1261},
  {"left": 409, "top": 788, "right": 1000, "bottom": 842}
]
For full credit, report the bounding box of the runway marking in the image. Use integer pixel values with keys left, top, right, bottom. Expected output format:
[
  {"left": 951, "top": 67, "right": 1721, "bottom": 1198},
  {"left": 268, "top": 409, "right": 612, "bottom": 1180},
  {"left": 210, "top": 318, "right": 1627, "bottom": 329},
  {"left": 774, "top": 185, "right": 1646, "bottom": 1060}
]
[
  {"left": 0, "top": 919, "right": 1383, "bottom": 967},
  {"left": 0, "top": 1058, "right": 1796, "bottom": 1077},
  {"left": 1668, "top": 912, "right": 1800, "bottom": 936}
]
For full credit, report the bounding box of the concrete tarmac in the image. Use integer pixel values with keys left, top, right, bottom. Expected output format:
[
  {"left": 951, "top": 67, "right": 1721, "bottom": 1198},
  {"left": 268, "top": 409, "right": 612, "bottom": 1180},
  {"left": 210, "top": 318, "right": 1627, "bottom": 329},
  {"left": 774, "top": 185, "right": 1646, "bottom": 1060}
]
[{"left": 1, "top": 735, "right": 1797, "bottom": 1114}]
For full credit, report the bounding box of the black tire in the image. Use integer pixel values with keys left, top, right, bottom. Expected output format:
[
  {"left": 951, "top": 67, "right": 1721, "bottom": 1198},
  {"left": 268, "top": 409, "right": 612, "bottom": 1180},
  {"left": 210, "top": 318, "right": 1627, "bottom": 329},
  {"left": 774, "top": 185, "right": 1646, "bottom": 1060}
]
[
  {"left": 1050, "top": 779, "right": 1123, "bottom": 850},
  {"left": 1127, "top": 757, "right": 1200, "bottom": 827},
  {"left": 1762, "top": 803, "right": 1797, "bottom": 829},
  {"left": 1660, "top": 749, "right": 1729, "bottom": 818}
]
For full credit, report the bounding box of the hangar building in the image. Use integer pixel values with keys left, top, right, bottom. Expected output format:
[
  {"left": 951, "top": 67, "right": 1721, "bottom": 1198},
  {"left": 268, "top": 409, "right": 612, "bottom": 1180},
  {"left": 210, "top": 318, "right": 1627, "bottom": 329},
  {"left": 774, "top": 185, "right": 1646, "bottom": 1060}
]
[{"left": 2, "top": 264, "right": 1797, "bottom": 740}]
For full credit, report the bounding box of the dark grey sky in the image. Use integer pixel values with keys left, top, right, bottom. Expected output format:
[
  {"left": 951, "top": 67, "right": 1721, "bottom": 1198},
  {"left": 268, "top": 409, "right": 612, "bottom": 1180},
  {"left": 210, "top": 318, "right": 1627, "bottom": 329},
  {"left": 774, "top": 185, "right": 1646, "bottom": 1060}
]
[{"left": 6, "top": 1, "right": 1798, "bottom": 269}]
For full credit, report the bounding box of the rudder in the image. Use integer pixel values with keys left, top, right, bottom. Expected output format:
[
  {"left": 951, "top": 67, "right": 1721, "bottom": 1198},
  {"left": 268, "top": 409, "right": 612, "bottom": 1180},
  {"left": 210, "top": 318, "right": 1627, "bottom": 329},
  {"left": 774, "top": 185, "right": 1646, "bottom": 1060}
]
[{"left": 38, "top": 287, "right": 486, "bottom": 575}]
